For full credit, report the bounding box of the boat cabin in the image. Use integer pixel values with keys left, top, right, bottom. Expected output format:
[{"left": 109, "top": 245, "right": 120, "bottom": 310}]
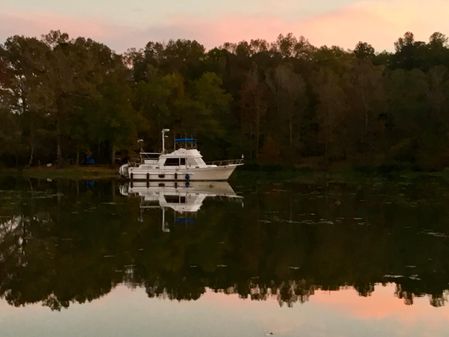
[{"left": 141, "top": 148, "right": 208, "bottom": 169}]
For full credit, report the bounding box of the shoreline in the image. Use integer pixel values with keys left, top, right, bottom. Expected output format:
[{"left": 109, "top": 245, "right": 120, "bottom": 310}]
[
  {"left": 1, "top": 164, "right": 449, "bottom": 183},
  {"left": 0, "top": 165, "right": 120, "bottom": 180}
]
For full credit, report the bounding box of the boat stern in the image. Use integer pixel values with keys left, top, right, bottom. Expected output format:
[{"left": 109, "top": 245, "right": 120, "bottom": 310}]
[{"left": 119, "top": 164, "right": 129, "bottom": 178}]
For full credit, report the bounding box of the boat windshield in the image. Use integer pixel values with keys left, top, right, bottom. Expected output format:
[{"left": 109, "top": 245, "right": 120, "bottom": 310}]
[{"left": 164, "top": 158, "right": 186, "bottom": 166}]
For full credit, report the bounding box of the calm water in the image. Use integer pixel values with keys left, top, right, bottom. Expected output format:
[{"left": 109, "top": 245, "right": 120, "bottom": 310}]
[{"left": 1, "top": 174, "right": 449, "bottom": 336}]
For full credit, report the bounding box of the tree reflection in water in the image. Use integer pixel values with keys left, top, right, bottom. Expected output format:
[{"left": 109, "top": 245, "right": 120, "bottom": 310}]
[{"left": 0, "top": 176, "right": 449, "bottom": 310}]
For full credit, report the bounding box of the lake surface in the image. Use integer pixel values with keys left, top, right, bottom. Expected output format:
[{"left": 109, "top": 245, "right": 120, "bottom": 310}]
[{"left": 1, "top": 173, "right": 449, "bottom": 336}]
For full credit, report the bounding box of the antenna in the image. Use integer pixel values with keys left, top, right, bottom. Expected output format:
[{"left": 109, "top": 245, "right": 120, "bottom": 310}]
[
  {"left": 161, "top": 129, "right": 170, "bottom": 153},
  {"left": 137, "top": 139, "right": 144, "bottom": 153}
]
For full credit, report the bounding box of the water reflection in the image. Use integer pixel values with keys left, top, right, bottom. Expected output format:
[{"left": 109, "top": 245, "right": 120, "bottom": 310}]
[
  {"left": 120, "top": 181, "right": 242, "bottom": 232},
  {"left": 0, "top": 176, "right": 449, "bottom": 311}
]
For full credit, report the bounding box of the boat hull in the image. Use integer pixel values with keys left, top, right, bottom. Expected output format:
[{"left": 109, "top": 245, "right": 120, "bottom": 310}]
[{"left": 120, "top": 164, "right": 241, "bottom": 181}]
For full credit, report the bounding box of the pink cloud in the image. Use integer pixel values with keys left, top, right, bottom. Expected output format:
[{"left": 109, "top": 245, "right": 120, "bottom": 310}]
[{"left": 163, "top": 0, "right": 449, "bottom": 51}]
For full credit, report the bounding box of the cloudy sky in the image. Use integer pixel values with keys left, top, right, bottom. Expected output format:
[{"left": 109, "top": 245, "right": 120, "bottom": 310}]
[{"left": 1, "top": 0, "right": 448, "bottom": 52}]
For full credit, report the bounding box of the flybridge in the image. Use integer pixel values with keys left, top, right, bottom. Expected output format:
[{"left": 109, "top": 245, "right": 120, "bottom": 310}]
[
  {"left": 175, "top": 138, "right": 195, "bottom": 142},
  {"left": 175, "top": 137, "right": 197, "bottom": 150}
]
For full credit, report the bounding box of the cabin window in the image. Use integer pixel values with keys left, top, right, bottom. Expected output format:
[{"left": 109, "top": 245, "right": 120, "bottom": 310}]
[
  {"left": 180, "top": 158, "right": 186, "bottom": 165},
  {"left": 164, "top": 158, "right": 180, "bottom": 166},
  {"left": 187, "top": 157, "right": 201, "bottom": 166},
  {"left": 165, "top": 195, "right": 186, "bottom": 204}
]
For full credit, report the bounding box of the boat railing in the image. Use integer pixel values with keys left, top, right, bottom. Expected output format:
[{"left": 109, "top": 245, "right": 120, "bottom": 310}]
[
  {"left": 140, "top": 152, "right": 160, "bottom": 159},
  {"left": 127, "top": 152, "right": 160, "bottom": 167},
  {"left": 207, "top": 158, "right": 244, "bottom": 166},
  {"left": 140, "top": 152, "right": 160, "bottom": 163}
]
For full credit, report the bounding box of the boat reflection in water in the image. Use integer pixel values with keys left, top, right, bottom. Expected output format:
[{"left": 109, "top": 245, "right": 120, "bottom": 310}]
[{"left": 120, "top": 181, "right": 243, "bottom": 232}]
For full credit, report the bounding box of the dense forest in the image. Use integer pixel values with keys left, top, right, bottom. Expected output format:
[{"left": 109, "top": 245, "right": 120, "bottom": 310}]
[{"left": 1, "top": 30, "right": 449, "bottom": 169}]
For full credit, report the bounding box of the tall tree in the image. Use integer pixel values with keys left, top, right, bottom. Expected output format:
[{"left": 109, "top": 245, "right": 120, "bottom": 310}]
[
  {"left": 240, "top": 64, "right": 270, "bottom": 160},
  {"left": 344, "top": 57, "right": 386, "bottom": 155},
  {"left": 266, "top": 63, "right": 307, "bottom": 157},
  {"left": 1, "top": 36, "right": 50, "bottom": 166},
  {"left": 312, "top": 67, "right": 348, "bottom": 160}
]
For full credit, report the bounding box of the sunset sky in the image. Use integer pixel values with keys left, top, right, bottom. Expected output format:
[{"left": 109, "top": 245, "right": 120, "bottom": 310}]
[{"left": 1, "top": 0, "right": 449, "bottom": 52}]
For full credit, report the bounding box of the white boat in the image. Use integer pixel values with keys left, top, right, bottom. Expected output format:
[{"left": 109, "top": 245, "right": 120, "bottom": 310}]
[{"left": 119, "top": 129, "right": 243, "bottom": 181}]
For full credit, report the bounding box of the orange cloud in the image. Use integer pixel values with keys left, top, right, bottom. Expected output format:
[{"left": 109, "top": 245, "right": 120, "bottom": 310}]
[{"left": 296, "top": 0, "right": 449, "bottom": 50}]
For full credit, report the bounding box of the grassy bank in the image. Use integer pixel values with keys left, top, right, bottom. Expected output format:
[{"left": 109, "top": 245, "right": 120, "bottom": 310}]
[
  {"left": 2, "top": 163, "right": 449, "bottom": 184},
  {"left": 0, "top": 165, "right": 119, "bottom": 180},
  {"left": 2, "top": 164, "right": 357, "bottom": 183},
  {"left": 233, "top": 163, "right": 449, "bottom": 186}
]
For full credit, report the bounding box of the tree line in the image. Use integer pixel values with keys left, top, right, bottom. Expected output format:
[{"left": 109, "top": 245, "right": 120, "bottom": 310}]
[{"left": 1, "top": 30, "right": 449, "bottom": 169}]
